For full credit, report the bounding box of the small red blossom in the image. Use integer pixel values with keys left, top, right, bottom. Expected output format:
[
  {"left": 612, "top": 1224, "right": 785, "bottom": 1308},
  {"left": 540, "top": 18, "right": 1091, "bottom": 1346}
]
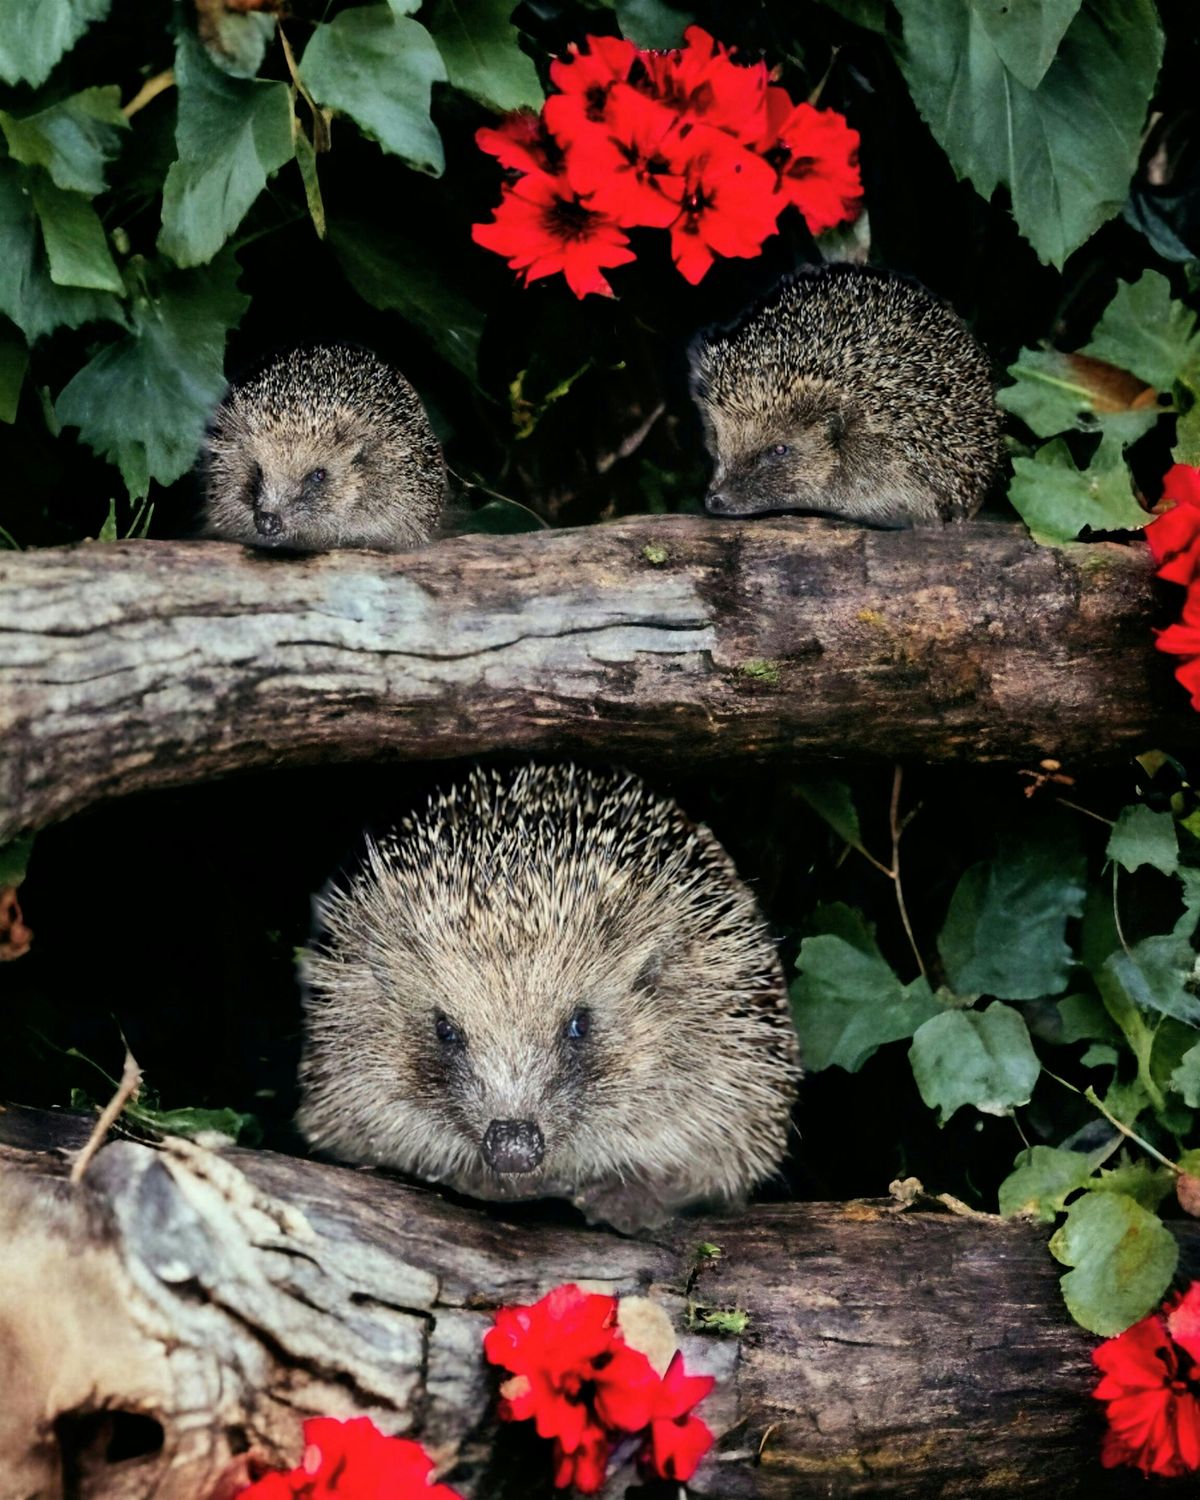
[
  {"left": 665, "top": 124, "right": 782, "bottom": 285},
  {"left": 1147, "top": 462, "right": 1200, "bottom": 585},
  {"left": 1094, "top": 1284, "right": 1200, "bottom": 1478},
  {"left": 544, "top": 35, "right": 639, "bottom": 149},
  {"left": 759, "top": 88, "right": 862, "bottom": 235},
  {"left": 471, "top": 172, "right": 635, "bottom": 299},
  {"left": 640, "top": 1350, "right": 716, "bottom": 1482},
  {"left": 645, "top": 26, "right": 769, "bottom": 142},
  {"left": 563, "top": 83, "right": 683, "bottom": 228},
  {"left": 236, "top": 1417, "right": 462, "bottom": 1500},
  {"left": 475, "top": 110, "right": 562, "bottom": 176}
]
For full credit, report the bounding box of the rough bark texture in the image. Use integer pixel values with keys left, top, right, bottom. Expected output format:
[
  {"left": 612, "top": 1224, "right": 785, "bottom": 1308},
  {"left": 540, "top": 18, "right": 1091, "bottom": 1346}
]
[
  {"left": 0, "top": 1107, "right": 1184, "bottom": 1500},
  {"left": 0, "top": 517, "right": 1189, "bottom": 839}
]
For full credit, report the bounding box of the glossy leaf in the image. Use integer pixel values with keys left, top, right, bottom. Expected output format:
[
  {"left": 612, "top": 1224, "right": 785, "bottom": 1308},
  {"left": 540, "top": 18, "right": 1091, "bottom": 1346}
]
[
  {"left": 1083, "top": 271, "right": 1200, "bottom": 394},
  {"left": 1007, "top": 439, "right": 1148, "bottom": 544},
  {"left": 1106, "top": 804, "right": 1179, "bottom": 877},
  {"left": 31, "top": 175, "right": 123, "bottom": 292},
  {"left": 0, "top": 0, "right": 112, "bottom": 88},
  {"left": 999, "top": 1143, "right": 1105, "bottom": 1222},
  {"left": 909, "top": 1002, "right": 1041, "bottom": 1123},
  {"left": 0, "top": 323, "right": 29, "bottom": 423},
  {"left": 1049, "top": 1190, "right": 1178, "bottom": 1335},
  {"left": 426, "top": 0, "right": 543, "bottom": 112},
  {"left": 0, "top": 85, "right": 127, "bottom": 195}
]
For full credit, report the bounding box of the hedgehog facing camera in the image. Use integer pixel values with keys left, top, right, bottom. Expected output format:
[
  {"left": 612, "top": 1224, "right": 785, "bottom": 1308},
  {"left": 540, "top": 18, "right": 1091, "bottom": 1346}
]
[
  {"left": 690, "top": 264, "right": 1001, "bottom": 528},
  {"left": 200, "top": 344, "right": 445, "bottom": 552},
  {"left": 297, "top": 763, "right": 801, "bottom": 1233}
]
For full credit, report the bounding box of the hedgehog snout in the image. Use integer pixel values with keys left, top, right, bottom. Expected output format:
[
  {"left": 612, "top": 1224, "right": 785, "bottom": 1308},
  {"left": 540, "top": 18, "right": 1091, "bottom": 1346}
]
[
  {"left": 482, "top": 1118, "right": 545, "bottom": 1174},
  {"left": 254, "top": 507, "right": 283, "bottom": 538}
]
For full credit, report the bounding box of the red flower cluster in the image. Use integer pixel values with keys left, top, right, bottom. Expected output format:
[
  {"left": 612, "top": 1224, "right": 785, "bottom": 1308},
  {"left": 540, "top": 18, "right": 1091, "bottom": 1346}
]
[
  {"left": 237, "top": 1417, "right": 462, "bottom": 1500},
  {"left": 484, "top": 1283, "right": 716, "bottom": 1491},
  {"left": 1093, "top": 1281, "right": 1200, "bottom": 1476},
  {"left": 1147, "top": 463, "right": 1200, "bottom": 707},
  {"left": 472, "top": 28, "right": 861, "bottom": 296}
]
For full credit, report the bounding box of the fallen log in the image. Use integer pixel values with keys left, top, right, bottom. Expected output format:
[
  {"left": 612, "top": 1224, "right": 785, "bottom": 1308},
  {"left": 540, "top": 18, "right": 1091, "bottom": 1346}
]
[
  {"left": 0, "top": 516, "right": 1190, "bottom": 839},
  {"left": 0, "top": 1107, "right": 1178, "bottom": 1499}
]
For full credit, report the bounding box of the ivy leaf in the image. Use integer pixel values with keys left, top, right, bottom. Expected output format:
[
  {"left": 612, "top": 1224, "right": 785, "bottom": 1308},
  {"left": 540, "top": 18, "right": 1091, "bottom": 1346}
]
[
  {"left": 1171, "top": 1041, "right": 1200, "bottom": 1107},
  {"left": 997, "top": 348, "right": 1160, "bottom": 449},
  {"left": 31, "top": 175, "right": 123, "bottom": 292},
  {"left": 159, "top": 34, "right": 295, "bottom": 269},
  {"left": 795, "top": 777, "right": 863, "bottom": 851},
  {"left": 790, "top": 931, "right": 941, "bottom": 1074},
  {"left": 613, "top": 0, "right": 694, "bottom": 47},
  {"left": 0, "top": 0, "right": 112, "bottom": 89},
  {"left": 909, "top": 1002, "right": 1041, "bottom": 1124},
  {"left": 0, "top": 86, "right": 127, "bottom": 195},
  {"left": 425, "top": 0, "right": 543, "bottom": 112},
  {"left": 1007, "top": 439, "right": 1148, "bottom": 544},
  {"left": 0, "top": 323, "right": 28, "bottom": 423},
  {"left": 998, "top": 1143, "right": 1105, "bottom": 1222},
  {"left": 1088, "top": 1163, "right": 1174, "bottom": 1213},
  {"left": 1107, "top": 805, "right": 1179, "bottom": 877},
  {"left": 0, "top": 161, "right": 121, "bottom": 341},
  {"left": 1048, "top": 1190, "right": 1178, "bottom": 1335},
  {"left": 975, "top": 0, "right": 1083, "bottom": 89},
  {"left": 937, "top": 817, "right": 1086, "bottom": 1000},
  {"left": 56, "top": 252, "right": 248, "bottom": 498},
  {"left": 300, "top": 6, "right": 447, "bottom": 176},
  {"left": 330, "top": 220, "right": 484, "bottom": 379},
  {"left": 892, "top": 0, "right": 1163, "bottom": 267},
  {"left": 1082, "top": 271, "right": 1200, "bottom": 395},
  {"left": 1098, "top": 938, "right": 1200, "bottom": 1027}
]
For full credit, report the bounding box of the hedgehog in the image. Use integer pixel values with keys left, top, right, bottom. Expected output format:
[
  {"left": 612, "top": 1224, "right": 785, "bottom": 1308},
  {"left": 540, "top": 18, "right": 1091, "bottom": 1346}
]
[
  {"left": 689, "top": 263, "right": 1001, "bottom": 528},
  {"left": 200, "top": 344, "right": 445, "bottom": 552},
  {"left": 297, "top": 763, "right": 801, "bottom": 1232}
]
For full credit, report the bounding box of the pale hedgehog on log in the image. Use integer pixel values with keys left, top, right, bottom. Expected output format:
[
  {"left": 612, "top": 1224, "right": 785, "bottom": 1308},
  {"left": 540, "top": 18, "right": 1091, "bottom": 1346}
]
[
  {"left": 200, "top": 344, "right": 444, "bottom": 552},
  {"left": 690, "top": 264, "right": 1001, "bottom": 528},
  {"left": 298, "top": 763, "right": 800, "bottom": 1233}
]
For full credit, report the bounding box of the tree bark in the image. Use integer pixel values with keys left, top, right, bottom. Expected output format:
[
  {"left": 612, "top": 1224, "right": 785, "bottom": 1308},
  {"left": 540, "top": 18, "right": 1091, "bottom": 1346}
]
[
  {"left": 0, "top": 517, "right": 1188, "bottom": 839},
  {"left": 0, "top": 1107, "right": 1181, "bottom": 1500}
]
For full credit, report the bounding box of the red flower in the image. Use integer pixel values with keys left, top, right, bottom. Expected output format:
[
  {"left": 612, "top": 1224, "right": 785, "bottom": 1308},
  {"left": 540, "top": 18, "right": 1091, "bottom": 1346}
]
[
  {"left": 563, "top": 83, "right": 683, "bottom": 227},
  {"left": 664, "top": 124, "right": 783, "bottom": 284},
  {"left": 1147, "top": 463, "right": 1200, "bottom": 586},
  {"left": 475, "top": 110, "right": 562, "bottom": 176},
  {"left": 551, "top": 1420, "right": 610, "bottom": 1494},
  {"left": 645, "top": 26, "right": 769, "bottom": 143},
  {"left": 759, "top": 87, "right": 862, "bottom": 235},
  {"left": 237, "top": 1417, "right": 462, "bottom": 1500},
  {"left": 640, "top": 1350, "right": 716, "bottom": 1482},
  {"left": 1094, "top": 1287, "right": 1200, "bottom": 1477},
  {"left": 544, "top": 35, "right": 639, "bottom": 150},
  {"left": 472, "top": 172, "right": 635, "bottom": 298}
]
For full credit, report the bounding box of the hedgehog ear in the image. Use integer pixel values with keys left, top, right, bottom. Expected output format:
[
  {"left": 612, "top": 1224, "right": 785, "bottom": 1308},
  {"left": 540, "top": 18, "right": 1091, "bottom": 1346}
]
[
  {"left": 633, "top": 950, "right": 664, "bottom": 993},
  {"left": 825, "top": 410, "right": 847, "bottom": 448}
]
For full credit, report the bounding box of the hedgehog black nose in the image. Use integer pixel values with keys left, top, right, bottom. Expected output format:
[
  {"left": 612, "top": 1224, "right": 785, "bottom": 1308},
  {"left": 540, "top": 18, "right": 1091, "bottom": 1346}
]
[
  {"left": 482, "top": 1119, "right": 545, "bottom": 1174},
  {"left": 705, "top": 490, "right": 732, "bottom": 515},
  {"left": 254, "top": 508, "right": 282, "bottom": 537}
]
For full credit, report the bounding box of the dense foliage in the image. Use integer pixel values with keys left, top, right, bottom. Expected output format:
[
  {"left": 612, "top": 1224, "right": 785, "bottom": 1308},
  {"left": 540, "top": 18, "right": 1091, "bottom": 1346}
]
[{"left": 6, "top": 0, "right": 1200, "bottom": 1356}]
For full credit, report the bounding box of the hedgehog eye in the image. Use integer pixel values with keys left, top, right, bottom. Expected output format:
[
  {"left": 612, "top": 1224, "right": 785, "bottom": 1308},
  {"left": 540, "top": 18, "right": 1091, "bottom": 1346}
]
[
  {"left": 765, "top": 443, "right": 789, "bottom": 459},
  {"left": 435, "top": 1015, "right": 463, "bottom": 1046},
  {"left": 305, "top": 468, "right": 327, "bottom": 487},
  {"left": 565, "top": 1009, "right": 591, "bottom": 1042}
]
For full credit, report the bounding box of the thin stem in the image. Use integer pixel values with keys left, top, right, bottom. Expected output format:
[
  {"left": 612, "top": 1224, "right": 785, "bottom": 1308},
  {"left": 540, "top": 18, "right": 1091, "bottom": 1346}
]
[
  {"left": 70, "top": 1048, "right": 142, "bottom": 1183},
  {"left": 890, "top": 766, "right": 927, "bottom": 981},
  {"left": 1112, "top": 865, "right": 1133, "bottom": 959},
  {"left": 1057, "top": 796, "right": 1114, "bottom": 827},
  {"left": 123, "top": 69, "right": 174, "bottom": 118},
  {"left": 1044, "top": 1069, "right": 1181, "bottom": 1175}
]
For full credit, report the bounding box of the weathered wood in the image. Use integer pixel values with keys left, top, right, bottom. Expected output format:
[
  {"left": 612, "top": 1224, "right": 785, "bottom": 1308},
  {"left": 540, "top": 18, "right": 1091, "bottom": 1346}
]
[
  {"left": 0, "top": 517, "right": 1189, "bottom": 839},
  {"left": 0, "top": 1108, "right": 1176, "bottom": 1499}
]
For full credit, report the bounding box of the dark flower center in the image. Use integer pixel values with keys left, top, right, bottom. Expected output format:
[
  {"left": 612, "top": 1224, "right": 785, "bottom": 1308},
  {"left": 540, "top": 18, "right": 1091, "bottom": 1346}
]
[
  {"left": 545, "top": 194, "right": 599, "bottom": 241},
  {"left": 585, "top": 84, "right": 609, "bottom": 120}
]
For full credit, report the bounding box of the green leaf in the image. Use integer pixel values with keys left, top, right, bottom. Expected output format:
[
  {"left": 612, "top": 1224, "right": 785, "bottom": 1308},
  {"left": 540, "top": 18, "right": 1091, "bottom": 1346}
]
[
  {"left": 1083, "top": 271, "right": 1200, "bottom": 395},
  {"left": 937, "top": 818, "right": 1086, "bottom": 1000},
  {"left": 1007, "top": 439, "right": 1148, "bottom": 544},
  {"left": 0, "top": 834, "right": 34, "bottom": 885},
  {"left": 999, "top": 1143, "right": 1105, "bottom": 1221},
  {"left": 0, "top": 0, "right": 112, "bottom": 88},
  {"left": 1107, "top": 805, "right": 1179, "bottom": 877},
  {"left": 300, "top": 6, "right": 447, "bottom": 176},
  {"left": 425, "top": 0, "right": 542, "bottom": 112},
  {"left": 294, "top": 127, "right": 327, "bottom": 240},
  {"left": 790, "top": 932, "right": 941, "bottom": 1074},
  {"left": 817, "top": 0, "right": 889, "bottom": 29},
  {"left": 1170, "top": 1041, "right": 1200, "bottom": 1107},
  {"left": 125, "top": 1100, "right": 261, "bottom": 1144},
  {"left": 453, "top": 497, "right": 547, "bottom": 534},
  {"left": 159, "top": 34, "right": 295, "bottom": 269},
  {"left": 0, "top": 86, "right": 127, "bottom": 195},
  {"left": 613, "top": 0, "right": 693, "bottom": 47},
  {"left": 909, "top": 1001, "right": 1041, "bottom": 1124},
  {"left": 0, "top": 323, "right": 28, "bottom": 423},
  {"left": 0, "top": 161, "right": 121, "bottom": 341},
  {"left": 997, "top": 348, "right": 1160, "bottom": 448},
  {"left": 1088, "top": 1162, "right": 1174, "bottom": 1213},
  {"left": 975, "top": 0, "right": 1083, "bottom": 89},
  {"left": 1056, "top": 991, "right": 1120, "bottom": 1045},
  {"left": 1080, "top": 1042, "right": 1118, "bottom": 1070},
  {"left": 893, "top": 0, "right": 1163, "bottom": 267},
  {"left": 330, "top": 220, "right": 483, "bottom": 378},
  {"left": 1175, "top": 398, "right": 1200, "bottom": 468},
  {"left": 1099, "top": 938, "right": 1200, "bottom": 1028},
  {"left": 31, "top": 175, "right": 123, "bottom": 292},
  {"left": 199, "top": 10, "right": 276, "bottom": 78},
  {"left": 56, "top": 252, "right": 248, "bottom": 498},
  {"left": 795, "top": 777, "right": 863, "bottom": 851},
  {"left": 1048, "top": 1190, "right": 1177, "bottom": 1335}
]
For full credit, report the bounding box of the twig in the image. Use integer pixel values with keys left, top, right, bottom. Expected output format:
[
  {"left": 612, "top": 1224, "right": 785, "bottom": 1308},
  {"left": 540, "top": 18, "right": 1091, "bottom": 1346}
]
[
  {"left": 123, "top": 69, "right": 175, "bottom": 118},
  {"left": 889, "top": 766, "right": 927, "bottom": 981},
  {"left": 1044, "top": 1069, "right": 1181, "bottom": 1176},
  {"left": 1057, "top": 796, "right": 1114, "bottom": 828},
  {"left": 69, "top": 1048, "right": 142, "bottom": 1184},
  {"left": 279, "top": 23, "right": 331, "bottom": 152}
]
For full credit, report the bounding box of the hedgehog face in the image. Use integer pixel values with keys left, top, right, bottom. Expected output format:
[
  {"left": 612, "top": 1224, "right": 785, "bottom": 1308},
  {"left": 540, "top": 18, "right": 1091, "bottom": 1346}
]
[{"left": 701, "top": 402, "right": 846, "bottom": 518}]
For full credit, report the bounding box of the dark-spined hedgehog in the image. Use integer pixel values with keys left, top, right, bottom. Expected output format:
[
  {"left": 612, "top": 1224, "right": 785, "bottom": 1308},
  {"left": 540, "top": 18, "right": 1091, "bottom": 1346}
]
[
  {"left": 690, "top": 264, "right": 1001, "bottom": 528},
  {"left": 200, "top": 344, "right": 444, "bottom": 552},
  {"left": 297, "top": 763, "right": 800, "bottom": 1232}
]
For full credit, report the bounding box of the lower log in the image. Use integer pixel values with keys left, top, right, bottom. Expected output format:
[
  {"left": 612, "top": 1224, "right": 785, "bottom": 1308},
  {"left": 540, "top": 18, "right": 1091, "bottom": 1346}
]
[{"left": 0, "top": 1109, "right": 1176, "bottom": 1498}]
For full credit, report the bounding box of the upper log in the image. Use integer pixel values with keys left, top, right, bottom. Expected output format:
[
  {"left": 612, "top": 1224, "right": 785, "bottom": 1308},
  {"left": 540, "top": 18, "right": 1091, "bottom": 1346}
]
[{"left": 1, "top": 516, "right": 1190, "bottom": 837}]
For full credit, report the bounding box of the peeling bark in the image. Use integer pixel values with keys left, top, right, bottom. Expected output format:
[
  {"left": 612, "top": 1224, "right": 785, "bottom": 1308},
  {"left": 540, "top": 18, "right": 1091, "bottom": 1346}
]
[
  {"left": 0, "top": 517, "right": 1187, "bottom": 839},
  {"left": 0, "top": 1108, "right": 1180, "bottom": 1499}
]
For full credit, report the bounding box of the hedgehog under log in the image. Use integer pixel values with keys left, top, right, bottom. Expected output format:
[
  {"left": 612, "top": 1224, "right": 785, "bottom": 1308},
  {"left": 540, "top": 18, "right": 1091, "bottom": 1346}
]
[
  {"left": 0, "top": 515, "right": 1193, "bottom": 838},
  {"left": 0, "top": 1107, "right": 1179, "bottom": 1499}
]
